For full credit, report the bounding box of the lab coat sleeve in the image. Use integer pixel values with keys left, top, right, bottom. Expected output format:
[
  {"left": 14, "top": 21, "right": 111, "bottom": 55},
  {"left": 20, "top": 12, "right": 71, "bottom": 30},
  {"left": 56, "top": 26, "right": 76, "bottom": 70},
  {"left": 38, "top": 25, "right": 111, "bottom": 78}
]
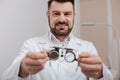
[
  {"left": 99, "top": 64, "right": 113, "bottom": 80},
  {"left": 86, "top": 42, "right": 113, "bottom": 80},
  {"left": 89, "top": 64, "right": 113, "bottom": 80},
  {"left": 2, "top": 40, "right": 33, "bottom": 80}
]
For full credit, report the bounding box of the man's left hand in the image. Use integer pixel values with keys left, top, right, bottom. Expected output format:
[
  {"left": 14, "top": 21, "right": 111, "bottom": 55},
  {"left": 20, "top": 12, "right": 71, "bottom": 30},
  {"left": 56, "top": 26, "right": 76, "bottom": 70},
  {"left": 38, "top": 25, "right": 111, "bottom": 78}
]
[{"left": 77, "top": 53, "right": 103, "bottom": 79}]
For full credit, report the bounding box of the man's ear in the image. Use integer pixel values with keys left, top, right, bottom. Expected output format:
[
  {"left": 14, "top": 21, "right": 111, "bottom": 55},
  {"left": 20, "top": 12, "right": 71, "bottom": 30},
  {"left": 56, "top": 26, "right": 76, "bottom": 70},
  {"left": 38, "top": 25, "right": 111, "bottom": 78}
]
[{"left": 46, "top": 11, "right": 49, "bottom": 17}]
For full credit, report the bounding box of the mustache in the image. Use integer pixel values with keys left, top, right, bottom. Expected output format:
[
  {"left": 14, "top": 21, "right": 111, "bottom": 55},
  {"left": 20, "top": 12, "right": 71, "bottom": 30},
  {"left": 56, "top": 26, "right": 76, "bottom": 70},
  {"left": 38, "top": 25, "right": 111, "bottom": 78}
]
[{"left": 55, "top": 21, "right": 68, "bottom": 26}]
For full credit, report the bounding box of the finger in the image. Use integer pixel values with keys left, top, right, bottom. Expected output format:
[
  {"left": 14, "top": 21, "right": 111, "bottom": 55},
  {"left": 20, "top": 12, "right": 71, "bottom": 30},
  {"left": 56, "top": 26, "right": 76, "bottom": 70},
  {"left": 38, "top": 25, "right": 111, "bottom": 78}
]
[
  {"left": 78, "top": 53, "right": 89, "bottom": 62},
  {"left": 79, "top": 53, "right": 91, "bottom": 58},
  {"left": 79, "top": 56, "right": 102, "bottom": 64},
  {"left": 26, "top": 52, "right": 48, "bottom": 59},
  {"left": 28, "top": 66, "right": 44, "bottom": 74},
  {"left": 82, "top": 70, "right": 102, "bottom": 79},
  {"left": 40, "top": 50, "right": 48, "bottom": 55},
  {"left": 82, "top": 71, "right": 97, "bottom": 79},
  {"left": 27, "top": 64, "right": 44, "bottom": 71},
  {"left": 80, "top": 63, "right": 102, "bottom": 72},
  {"left": 39, "top": 51, "right": 49, "bottom": 58},
  {"left": 44, "top": 50, "right": 50, "bottom": 54},
  {"left": 26, "top": 60, "right": 46, "bottom": 74},
  {"left": 25, "top": 58, "right": 48, "bottom": 66}
]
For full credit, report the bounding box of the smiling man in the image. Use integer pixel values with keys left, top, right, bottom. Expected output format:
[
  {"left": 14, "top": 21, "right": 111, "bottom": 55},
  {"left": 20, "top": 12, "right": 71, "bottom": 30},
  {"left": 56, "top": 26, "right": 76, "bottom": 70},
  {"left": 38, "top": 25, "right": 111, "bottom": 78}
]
[
  {"left": 47, "top": 0, "right": 75, "bottom": 41},
  {"left": 3, "top": 0, "right": 113, "bottom": 80}
]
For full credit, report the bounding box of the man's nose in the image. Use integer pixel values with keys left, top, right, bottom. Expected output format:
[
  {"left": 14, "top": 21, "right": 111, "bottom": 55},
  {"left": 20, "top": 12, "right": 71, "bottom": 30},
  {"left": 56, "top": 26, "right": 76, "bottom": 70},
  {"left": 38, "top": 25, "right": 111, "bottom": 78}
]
[{"left": 58, "top": 14, "right": 66, "bottom": 22}]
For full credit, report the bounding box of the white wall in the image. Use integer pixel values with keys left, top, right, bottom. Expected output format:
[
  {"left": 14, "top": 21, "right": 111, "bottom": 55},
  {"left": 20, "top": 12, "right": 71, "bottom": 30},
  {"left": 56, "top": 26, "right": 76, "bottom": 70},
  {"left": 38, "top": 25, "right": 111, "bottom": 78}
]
[{"left": 0, "top": 0, "right": 80, "bottom": 79}]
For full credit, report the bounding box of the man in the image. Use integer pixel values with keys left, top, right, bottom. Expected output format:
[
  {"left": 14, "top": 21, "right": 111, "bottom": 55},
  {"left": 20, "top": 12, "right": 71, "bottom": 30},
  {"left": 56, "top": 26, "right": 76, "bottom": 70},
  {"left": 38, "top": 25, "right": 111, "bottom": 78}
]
[{"left": 3, "top": 0, "right": 113, "bottom": 80}]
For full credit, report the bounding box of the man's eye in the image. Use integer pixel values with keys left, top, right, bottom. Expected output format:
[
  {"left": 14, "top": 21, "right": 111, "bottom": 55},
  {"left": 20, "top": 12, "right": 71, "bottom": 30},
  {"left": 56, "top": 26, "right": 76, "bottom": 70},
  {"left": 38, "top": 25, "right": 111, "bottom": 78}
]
[
  {"left": 65, "top": 13, "right": 72, "bottom": 16},
  {"left": 53, "top": 13, "right": 60, "bottom": 16}
]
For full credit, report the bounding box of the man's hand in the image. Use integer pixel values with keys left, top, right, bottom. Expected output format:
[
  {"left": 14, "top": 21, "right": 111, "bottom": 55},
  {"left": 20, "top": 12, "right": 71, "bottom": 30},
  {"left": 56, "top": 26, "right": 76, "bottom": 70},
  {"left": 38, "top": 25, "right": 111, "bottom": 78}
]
[
  {"left": 77, "top": 53, "right": 103, "bottom": 79},
  {"left": 18, "top": 51, "right": 49, "bottom": 78}
]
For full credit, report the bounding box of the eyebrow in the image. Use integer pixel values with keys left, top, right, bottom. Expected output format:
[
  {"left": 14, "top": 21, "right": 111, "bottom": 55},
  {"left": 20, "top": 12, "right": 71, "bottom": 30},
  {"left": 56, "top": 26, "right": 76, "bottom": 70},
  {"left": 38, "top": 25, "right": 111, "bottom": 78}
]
[{"left": 51, "top": 11, "right": 73, "bottom": 13}]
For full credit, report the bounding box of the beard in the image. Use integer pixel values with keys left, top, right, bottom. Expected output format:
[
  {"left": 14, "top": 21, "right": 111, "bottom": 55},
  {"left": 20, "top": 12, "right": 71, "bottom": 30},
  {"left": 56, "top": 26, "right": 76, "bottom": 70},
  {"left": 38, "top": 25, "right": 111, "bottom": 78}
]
[
  {"left": 48, "top": 18, "right": 74, "bottom": 37},
  {"left": 51, "top": 22, "right": 72, "bottom": 37},
  {"left": 51, "top": 26, "right": 72, "bottom": 37}
]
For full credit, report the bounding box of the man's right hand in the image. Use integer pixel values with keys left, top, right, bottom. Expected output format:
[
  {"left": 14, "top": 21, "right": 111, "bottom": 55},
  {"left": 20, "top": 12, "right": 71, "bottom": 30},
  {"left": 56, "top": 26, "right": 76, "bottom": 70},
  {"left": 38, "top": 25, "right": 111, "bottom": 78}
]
[{"left": 18, "top": 51, "right": 49, "bottom": 78}]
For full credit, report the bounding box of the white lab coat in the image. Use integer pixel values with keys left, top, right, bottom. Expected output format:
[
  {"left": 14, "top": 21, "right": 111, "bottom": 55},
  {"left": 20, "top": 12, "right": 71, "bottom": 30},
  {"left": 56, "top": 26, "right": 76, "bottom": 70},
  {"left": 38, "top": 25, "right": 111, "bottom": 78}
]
[{"left": 2, "top": 32, "right": 113, "bottom": 80}]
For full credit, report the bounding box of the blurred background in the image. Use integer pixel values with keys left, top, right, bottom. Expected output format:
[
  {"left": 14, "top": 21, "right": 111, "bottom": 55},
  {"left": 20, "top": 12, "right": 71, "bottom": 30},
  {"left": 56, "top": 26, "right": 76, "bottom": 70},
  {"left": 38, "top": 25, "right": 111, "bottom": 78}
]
[
  {"left": 79, "top": 0, "right": 120, "bottom": 80},
  {"left": 0, "top": 0, "right": 119, "bottom": 80}
]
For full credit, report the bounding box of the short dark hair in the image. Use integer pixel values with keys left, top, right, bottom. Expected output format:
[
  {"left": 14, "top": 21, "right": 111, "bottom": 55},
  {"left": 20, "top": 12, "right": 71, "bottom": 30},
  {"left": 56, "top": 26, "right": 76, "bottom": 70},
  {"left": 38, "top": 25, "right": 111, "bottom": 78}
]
[{"left": 48, "top": 0, "right": 75, "bottom": 10}]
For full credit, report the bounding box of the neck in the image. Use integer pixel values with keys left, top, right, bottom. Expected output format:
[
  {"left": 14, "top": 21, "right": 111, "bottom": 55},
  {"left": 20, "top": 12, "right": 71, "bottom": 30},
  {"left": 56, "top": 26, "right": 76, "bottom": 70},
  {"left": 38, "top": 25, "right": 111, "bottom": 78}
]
[{"left": 56, "top": 36, "right": 68, "bottom": 42}]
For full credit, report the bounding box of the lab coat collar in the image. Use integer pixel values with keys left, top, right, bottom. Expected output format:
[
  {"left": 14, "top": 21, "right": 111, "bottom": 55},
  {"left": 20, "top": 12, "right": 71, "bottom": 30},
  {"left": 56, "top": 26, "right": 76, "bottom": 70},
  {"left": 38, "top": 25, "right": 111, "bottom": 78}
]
[
  {"left": 40, "top": 31, "right": 84, "bottom": 50},
  {"left": 47, "top": 32, "right": 84, "bottom": 49}
]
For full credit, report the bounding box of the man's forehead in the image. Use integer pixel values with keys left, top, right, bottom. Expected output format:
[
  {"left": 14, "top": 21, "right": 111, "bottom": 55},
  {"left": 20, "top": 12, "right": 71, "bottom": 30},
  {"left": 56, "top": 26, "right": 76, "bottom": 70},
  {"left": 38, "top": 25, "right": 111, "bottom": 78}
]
[{"left": 49, "top": 1, "right": 74, "bottom": 12}]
